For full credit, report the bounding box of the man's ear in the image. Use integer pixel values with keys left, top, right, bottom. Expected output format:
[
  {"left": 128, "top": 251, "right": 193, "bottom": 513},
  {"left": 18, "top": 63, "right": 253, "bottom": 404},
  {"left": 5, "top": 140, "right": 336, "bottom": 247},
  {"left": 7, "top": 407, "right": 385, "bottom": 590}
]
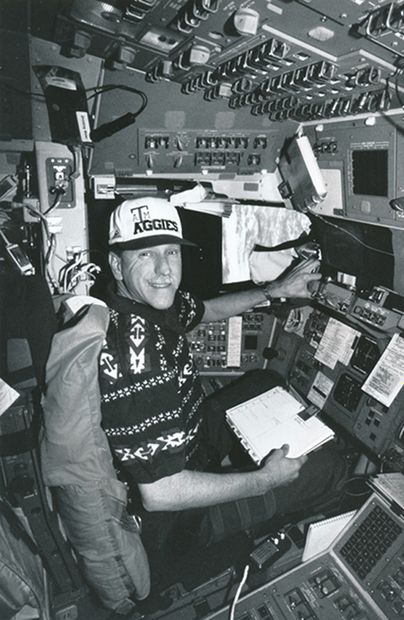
[{"left": 109, "top": 252, "right": 123, "bottom": 281}]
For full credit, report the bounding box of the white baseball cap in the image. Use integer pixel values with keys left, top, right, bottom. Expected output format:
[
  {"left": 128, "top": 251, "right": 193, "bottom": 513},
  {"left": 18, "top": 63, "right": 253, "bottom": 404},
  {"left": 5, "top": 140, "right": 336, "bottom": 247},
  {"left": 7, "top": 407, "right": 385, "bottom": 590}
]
[{"left": 109, "top": 197, "right": 196, "bottom": 250}]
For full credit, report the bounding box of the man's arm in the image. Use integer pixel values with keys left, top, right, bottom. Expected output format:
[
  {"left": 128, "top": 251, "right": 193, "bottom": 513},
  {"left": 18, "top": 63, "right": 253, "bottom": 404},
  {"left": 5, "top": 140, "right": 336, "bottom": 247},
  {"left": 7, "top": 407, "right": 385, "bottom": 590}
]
[
  {"left": 139, "top": 445, "right": 307, "bottom": 511},
  {"left": 202, "top": 258, "right": 321, "bottom": 323}
]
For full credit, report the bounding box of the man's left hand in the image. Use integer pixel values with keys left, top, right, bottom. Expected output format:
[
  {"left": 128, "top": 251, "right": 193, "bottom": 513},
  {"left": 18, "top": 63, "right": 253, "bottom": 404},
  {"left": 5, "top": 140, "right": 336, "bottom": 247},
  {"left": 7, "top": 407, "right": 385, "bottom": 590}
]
[{"left": 264, "top": 257, "right": 321, "bottom": 299}]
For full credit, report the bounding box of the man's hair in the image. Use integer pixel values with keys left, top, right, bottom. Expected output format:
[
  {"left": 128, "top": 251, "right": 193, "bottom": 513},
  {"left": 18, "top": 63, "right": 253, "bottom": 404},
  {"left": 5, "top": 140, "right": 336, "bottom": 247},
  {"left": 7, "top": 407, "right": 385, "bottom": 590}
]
[{"left": 109, "top": 248, "right": 123, "bottom": 258}]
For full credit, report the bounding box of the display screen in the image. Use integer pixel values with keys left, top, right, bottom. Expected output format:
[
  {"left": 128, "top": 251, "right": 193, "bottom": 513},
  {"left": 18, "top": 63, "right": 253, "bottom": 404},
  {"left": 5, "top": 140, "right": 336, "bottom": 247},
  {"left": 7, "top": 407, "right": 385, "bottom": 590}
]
[
  {"left": 352, "top": 149, "right": 388, "bottom": 197},
  {"left": 244, "top": 334, "right": 258, "bottom": 350},
  {"left": 350, "top": 336, "right": 379, "bottom": 374}
]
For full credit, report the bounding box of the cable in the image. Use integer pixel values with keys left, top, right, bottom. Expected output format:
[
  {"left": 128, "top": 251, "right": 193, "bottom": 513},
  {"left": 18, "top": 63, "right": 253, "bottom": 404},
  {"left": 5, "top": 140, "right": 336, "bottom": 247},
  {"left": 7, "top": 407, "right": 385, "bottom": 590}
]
[
  {"left": 58, "top": 253, "right": 82, "bottom": 292},
  {"left": 343, "top": 476, "right": 372, "bottom": 498},
  {"left": 229, "top": 564, "right": 250, "bottom": 620},
  {"left": 87, "top": 84, "right": 148, "bottom": 142},
  {"left": 43, "top": 188, "right": 64, "bottom": 216},
  {"left": 57, "top": 249, "right": 101, "bottom": 293},
  {"left": 308, "top": 210, "right": 395, "bottom": 257},
  {"left": 0, "top": 78, "right": 46, "bottom": 102},
  {"left": 68, "top": 145, "right": 82, "bottom": 179},
  {"left": 23, "top": 202, "right": 60, "bottom": 293},
  {"left": 67, "top": 262, "right": 100, "bottom": 292},
  {"left": 45, "top": 232, "right": 56, "bottom": 270},
  {"left": 86, "top": 84, "right": 148, "bottom": 116},
  {"left": 23, "top": 202, "right": 52, "bottom": 243}
]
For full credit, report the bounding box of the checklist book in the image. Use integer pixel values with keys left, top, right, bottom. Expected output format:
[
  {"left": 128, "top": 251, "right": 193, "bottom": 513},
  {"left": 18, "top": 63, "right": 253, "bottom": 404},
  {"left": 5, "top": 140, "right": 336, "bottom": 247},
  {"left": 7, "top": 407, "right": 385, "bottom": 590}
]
[{"left": 225, "top": 385, "right": 334, "bottom": 465}]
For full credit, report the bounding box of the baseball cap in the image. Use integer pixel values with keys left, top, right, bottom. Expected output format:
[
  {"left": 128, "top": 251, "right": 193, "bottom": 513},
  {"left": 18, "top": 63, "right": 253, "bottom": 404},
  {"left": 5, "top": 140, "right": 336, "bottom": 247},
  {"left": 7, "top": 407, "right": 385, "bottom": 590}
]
[{"left": 109, "top": 197, "right": 196, "bottom": 250}]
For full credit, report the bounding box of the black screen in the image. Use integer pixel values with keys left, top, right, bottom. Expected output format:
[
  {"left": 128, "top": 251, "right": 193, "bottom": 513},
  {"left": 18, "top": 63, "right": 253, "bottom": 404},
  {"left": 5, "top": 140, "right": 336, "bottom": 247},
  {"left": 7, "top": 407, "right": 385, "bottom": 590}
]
[
  {"left": 311, "top": 216, "right": 394, "bottom": 291},
  {"left": 244, "top": 335, "right": 258, "bottom": 350},
  {"left": 352, "top": 149, "right": 388, "bottom": 197}
]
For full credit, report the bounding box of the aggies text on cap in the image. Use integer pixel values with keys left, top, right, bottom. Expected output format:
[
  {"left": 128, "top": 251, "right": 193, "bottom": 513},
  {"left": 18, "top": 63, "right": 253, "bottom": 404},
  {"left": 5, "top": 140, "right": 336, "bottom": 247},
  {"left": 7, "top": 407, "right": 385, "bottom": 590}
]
[{"left": 109, "top": 197, "right": 196, "bottom": 251}]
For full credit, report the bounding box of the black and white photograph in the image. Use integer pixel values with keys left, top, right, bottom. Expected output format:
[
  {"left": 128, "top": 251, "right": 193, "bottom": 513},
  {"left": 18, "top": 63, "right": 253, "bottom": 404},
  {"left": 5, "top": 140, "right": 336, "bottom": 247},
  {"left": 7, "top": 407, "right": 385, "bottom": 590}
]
[{"left": 1, "top": 1, "right": 404, "bottom": 618}]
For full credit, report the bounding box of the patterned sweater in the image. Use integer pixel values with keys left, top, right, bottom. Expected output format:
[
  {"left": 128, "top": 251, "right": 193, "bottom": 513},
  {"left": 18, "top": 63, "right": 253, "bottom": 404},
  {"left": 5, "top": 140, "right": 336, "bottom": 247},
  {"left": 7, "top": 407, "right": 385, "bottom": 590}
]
[{"left": 99, "top": 286, "right": 206, "bottom": 484}]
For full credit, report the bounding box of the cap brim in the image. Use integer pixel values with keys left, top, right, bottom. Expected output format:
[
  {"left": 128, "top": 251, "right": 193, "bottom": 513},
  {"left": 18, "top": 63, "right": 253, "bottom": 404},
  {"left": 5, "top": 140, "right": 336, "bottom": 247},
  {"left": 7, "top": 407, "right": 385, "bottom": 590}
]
[{"left": 110, "top": 234, "right": 198, "bottom": 251}]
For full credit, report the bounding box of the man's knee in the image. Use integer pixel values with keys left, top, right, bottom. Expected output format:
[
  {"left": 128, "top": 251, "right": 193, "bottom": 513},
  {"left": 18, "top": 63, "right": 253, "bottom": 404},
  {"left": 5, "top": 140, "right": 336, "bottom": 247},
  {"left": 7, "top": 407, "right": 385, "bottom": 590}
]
[
  {"left": 298, "top": 445, "right": 347, "bottom": 500},
  {"left": 206, "top": 369, "right": 285, "bottom": 412},
  {"left": 273, "top": 444, "right": 348, "bottom": 516}
]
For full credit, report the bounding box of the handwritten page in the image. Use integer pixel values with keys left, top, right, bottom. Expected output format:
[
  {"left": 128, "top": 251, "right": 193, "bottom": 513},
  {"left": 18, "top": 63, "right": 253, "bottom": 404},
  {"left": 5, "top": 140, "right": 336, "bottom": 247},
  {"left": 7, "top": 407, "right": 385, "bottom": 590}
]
[{"left": 362, "top": 333, "right": 404, "bottom": 407}]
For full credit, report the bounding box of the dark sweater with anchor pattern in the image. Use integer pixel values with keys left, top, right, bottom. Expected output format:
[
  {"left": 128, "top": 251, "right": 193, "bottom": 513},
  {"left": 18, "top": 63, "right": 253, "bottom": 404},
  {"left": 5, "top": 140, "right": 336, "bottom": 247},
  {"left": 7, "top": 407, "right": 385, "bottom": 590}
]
[{"left": 99, "top": 285, "right": 207, "bottom": 484}]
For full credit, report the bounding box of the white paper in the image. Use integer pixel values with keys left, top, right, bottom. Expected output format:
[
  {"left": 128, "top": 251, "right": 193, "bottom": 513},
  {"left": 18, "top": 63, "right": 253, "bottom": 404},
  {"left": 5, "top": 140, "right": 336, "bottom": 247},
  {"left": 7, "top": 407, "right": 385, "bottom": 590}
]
[
  {"left": 308, "top": 371, "right": 334, "bottom": 408},
  {"left": 249, "top": 249, "right": 295, "bottom": 285},
  {"left": 362, "top": 333, "right": 404, "bottom": 407},
  {"left": 226, "top": 316, "right": 243, "bottom": 367},
  {"left": 0, "top": 378, "right": 19, "bottom": 415},
  {"left": 315, "top": 317, "right": 360, "bottom": 370},
  {"left": 226, "top": 386, "right": 334, "bottom": 463}
]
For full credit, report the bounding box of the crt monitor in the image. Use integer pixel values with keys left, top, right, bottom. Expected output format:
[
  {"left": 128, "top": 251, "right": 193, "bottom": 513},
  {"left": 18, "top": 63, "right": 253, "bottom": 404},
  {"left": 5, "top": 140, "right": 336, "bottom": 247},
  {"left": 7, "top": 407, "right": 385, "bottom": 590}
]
[{"left": 351, "top": 149, "right": 388, "bottom": 198}]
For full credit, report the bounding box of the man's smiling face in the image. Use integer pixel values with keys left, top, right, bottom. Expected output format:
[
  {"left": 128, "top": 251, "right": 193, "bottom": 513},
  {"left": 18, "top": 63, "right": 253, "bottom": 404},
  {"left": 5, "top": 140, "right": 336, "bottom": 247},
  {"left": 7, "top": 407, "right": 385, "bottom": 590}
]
[{"left": 111, "top": 244, "right": 182, "bottom": 310}]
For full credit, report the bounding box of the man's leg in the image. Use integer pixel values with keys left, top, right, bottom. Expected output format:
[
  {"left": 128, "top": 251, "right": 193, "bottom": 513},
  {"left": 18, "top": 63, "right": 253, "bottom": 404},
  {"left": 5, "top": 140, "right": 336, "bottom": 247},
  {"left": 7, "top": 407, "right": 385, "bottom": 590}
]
[
  {"left": 197, "top": 369, "right": 285, "bottom": 467},
  {"left": 200, "top": 443, "right": 347, "bottom": 545},
  {"left": 140, "top": 442, "right": 347, "bottom": 597}
]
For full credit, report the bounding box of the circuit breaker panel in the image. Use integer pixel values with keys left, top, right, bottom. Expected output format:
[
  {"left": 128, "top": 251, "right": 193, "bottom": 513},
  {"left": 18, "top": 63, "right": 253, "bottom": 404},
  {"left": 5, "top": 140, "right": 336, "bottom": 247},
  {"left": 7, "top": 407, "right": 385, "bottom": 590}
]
[{"left": 187, "top": 309, "right": 274, "bottom": 374}]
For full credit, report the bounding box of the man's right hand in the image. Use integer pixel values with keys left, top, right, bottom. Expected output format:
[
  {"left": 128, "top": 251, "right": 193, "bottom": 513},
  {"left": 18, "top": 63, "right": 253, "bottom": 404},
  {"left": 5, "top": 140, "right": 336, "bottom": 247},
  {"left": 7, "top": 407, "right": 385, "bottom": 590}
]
[{"left": 257, "top": 444, "right": 308, "bottom": 491}]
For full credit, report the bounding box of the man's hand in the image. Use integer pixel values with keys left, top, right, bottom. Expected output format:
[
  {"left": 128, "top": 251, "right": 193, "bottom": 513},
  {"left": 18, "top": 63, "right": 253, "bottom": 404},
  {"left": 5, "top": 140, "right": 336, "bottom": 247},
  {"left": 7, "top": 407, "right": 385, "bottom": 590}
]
[
  {"left": 265, "top": 258, "right": 321, "bottom": 299},
  {"left": 256, "top": 444, "right": 308, "bottom": 491}
]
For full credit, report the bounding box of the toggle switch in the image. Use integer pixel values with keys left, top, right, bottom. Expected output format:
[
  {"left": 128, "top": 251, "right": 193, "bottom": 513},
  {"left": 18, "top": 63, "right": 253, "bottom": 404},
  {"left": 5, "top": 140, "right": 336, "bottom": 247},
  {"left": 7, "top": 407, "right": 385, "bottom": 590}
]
[{"left": 233, "top": 7, "right": 260, "bottom": 35}]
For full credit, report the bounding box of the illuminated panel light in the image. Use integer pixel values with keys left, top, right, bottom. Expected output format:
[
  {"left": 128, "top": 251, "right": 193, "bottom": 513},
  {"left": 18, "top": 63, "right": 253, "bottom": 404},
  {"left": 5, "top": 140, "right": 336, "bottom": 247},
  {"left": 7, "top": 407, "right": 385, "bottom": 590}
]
[
  {"left": 100, "top": 2, "right": 122, "bottom": 22},
  {"left": 307, "top": 26, "right": 335, "bottom": 42}
]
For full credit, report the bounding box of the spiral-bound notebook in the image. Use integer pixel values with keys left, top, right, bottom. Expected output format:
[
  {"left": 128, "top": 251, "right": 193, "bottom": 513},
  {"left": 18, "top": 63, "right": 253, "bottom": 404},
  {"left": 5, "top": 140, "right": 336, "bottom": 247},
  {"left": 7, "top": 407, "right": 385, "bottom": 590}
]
[
  {"left": 302, "top": 511, "right": 357, "bottom": 562},
  {"left": 225, "top": 385, "right": 335, "bottom": 465}
]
